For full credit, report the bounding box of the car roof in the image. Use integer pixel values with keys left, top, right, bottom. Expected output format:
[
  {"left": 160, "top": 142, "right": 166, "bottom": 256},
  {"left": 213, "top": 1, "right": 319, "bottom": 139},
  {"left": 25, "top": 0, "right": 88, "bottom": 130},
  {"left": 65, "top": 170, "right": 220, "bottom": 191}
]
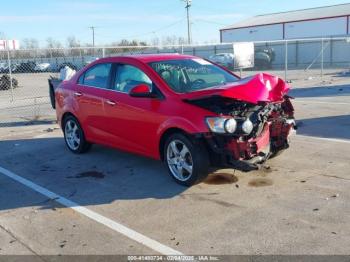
[{"left": 98, "top": 53, "right": 197, "bottom": 63}]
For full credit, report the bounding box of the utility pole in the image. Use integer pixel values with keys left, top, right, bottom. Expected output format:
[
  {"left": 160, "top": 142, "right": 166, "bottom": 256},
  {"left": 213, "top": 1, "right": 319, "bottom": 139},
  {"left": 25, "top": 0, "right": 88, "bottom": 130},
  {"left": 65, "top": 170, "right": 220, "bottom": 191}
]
[
  {"left": 89, "top": 26, "right": 95, "bottom": 47},
  {"left": 182, "top": 0, "right": 192, "bottom": 44}
]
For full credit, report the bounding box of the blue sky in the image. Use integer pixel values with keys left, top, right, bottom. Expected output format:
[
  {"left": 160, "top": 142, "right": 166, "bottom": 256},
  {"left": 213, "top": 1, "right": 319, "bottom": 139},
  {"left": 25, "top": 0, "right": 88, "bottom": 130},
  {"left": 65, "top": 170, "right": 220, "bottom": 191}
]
[{"left": 1, "top": 0, "right": 349, "bottom": 47}]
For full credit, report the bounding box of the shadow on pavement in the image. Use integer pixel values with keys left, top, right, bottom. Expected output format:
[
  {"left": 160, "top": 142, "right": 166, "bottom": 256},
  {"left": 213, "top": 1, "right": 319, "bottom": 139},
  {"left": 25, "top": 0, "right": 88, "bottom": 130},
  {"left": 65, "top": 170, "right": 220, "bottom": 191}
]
[
  {"left": 297, "top": 114, "right": 350, "bottom": 140},
  {"left": 0, "top": 119, "right": 56, "bottom": 128},
  {"left": 0, "top": 137, "right": 187, "bottom": 212},
  {"left": 289, "top": 84, "right": 350, "bottom": 98}
]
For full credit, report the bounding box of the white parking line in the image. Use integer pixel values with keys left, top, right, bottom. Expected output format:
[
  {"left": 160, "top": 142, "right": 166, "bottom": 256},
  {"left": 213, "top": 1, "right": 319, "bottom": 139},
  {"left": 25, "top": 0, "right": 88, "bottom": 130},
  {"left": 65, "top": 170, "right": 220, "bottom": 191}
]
[
  {"left": 0, "top": 166, "right": 183, "bottom": 255},
  {"left": 296, "top": 134, "right": 350, "bottom": 144}
]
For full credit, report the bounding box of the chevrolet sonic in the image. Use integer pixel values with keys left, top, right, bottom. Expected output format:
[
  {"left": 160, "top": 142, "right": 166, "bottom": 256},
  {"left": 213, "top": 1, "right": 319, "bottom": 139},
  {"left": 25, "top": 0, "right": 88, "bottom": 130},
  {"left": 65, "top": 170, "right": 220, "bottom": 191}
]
[{"left": 55, "top": 54, "right": 295, "bottom": 186}]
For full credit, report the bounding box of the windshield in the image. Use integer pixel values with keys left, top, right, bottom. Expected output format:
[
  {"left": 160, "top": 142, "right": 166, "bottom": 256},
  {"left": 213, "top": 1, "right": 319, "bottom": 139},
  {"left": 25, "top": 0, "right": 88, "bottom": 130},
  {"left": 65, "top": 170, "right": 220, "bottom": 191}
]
[{"left": 149, "top": 58, "right": 239, "bottom": 93}]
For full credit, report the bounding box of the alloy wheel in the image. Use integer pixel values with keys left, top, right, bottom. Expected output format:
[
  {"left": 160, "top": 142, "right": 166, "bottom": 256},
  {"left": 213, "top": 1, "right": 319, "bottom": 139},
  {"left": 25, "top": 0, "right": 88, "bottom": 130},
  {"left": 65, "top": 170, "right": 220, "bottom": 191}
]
[
  {"left": 166, "top": 139, "right": 193, "bottom": 181},
  {"left": 64, "top": 120, "right": 81, "bottom": 151}
]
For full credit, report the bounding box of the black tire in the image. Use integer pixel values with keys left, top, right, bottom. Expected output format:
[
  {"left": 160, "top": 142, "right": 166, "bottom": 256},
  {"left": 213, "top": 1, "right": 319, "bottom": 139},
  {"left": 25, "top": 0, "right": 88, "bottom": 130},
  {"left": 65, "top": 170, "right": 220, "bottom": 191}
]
[
  {"left": 269, "top": 145, "right": 288, "bottom": 159},
  {"left": 49, "top": 84, "right": 55, "bottom": 109},
  {"left": 269, "top": 150, "right": 284, "bottom": 159},
  {"left": 63, "top": 115, "right": 91, "bottom": 154},
  {"left": 164, "top": 133, "right": 210, "bottom": 186}
]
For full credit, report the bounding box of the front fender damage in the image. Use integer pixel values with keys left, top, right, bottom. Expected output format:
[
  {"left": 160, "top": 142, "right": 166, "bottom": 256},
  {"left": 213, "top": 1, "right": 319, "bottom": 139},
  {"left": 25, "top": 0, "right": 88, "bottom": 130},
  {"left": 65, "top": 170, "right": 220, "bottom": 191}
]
[{"left": 193, "top": 96, "right": 295, "bottom": 171}]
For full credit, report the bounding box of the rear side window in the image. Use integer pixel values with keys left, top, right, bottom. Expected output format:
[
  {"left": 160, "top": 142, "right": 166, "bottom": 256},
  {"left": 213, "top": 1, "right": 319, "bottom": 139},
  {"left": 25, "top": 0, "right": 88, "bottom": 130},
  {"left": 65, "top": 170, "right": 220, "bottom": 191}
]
[{"left": 79, "top": 63, "right": 112, "bottom": 89}]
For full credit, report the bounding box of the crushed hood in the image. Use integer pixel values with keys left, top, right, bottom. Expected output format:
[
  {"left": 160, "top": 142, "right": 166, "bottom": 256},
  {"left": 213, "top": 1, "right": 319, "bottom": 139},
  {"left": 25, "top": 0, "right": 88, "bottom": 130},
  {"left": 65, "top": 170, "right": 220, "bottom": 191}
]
[{"left": 182, "top": 73, "right": 290, "bottom": 104}]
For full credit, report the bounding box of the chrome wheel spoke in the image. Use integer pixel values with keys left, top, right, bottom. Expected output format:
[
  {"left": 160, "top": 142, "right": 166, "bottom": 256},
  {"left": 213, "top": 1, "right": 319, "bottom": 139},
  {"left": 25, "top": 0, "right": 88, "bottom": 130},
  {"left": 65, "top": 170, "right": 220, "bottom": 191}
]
[
  {"left": 167, "top": 158, "right": 176, "bottom": 165},
  {"left": 68, "top": 121, "right": 74, "bottom": 131},
  {"left": 177, "top": 166, "right": 185, "bottom": 179},
  {"left": 182, "top": 162, "right": 192, "bottom": 173},
  {"left": 170, "top": 141, "right": 180, "bottom": 155},
  {"left": 73, "top": 136, "right": 80, "bottom": 144},
  {"left": 179, "top": 146, "right": 189, "bottom": 158}
]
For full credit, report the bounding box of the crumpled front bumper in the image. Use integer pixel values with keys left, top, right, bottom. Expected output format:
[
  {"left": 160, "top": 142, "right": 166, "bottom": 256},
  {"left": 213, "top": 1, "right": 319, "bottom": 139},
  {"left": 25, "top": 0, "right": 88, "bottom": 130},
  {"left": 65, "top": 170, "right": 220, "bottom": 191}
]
[{"left": 204, "top": 120, "right": 295, "bottom": 171}]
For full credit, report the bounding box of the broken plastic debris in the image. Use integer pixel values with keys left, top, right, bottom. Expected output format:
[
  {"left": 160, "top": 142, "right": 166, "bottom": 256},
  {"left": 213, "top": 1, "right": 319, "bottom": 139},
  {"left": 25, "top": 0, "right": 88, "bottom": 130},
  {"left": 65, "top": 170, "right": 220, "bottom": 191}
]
[{"left": 331, "top": 194, "right": 339, "bottom": 198}]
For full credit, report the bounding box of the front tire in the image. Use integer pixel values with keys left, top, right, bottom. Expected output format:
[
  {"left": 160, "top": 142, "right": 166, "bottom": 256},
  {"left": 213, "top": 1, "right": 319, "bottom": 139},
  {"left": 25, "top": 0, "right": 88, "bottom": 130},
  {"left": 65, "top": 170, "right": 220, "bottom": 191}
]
[
  {"left": 63, "top": 116, "right": 91, "bottom": 154},
  {"left": 164, "top": 133, "right": 209, "bottom": 186}
]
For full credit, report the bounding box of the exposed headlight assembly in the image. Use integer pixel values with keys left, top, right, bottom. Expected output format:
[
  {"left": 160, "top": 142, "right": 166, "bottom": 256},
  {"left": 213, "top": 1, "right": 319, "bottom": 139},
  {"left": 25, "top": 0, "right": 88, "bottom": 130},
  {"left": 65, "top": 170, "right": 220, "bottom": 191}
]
[
  {"left": 242, "top": 118, "right": 254, "bottom": 135},
  {"left": 206, "top": 117, "right": 237, "bottom": 134},
  {"left": 206, "top": 117, "right": 253, "bottom": 135},
  {"left": 224, "top": 118, "right": 237, "bottom": 133}
]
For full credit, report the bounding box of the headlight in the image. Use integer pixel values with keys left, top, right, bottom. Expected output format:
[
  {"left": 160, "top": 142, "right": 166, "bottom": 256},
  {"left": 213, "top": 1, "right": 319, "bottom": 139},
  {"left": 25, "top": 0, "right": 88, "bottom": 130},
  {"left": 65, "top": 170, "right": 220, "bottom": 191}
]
[
  {"left": 224, "top": 118, "right": 237, "bottom": 133},
  {"left": 242, "top": 119, "right": 254, "bottom": 135},
  {"left": 205, "top": 117, "right": 237, "bottom": 134},
  {"left": 205, "top": 117, "right": 227, "bottom": 134}
]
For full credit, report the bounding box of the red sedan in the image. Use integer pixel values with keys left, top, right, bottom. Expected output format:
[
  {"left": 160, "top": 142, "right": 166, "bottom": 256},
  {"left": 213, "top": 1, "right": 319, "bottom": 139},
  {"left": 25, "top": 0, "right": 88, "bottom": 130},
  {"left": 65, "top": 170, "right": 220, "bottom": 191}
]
[{"left": 55, "top": 54, "right": 295, "bottom": 186}]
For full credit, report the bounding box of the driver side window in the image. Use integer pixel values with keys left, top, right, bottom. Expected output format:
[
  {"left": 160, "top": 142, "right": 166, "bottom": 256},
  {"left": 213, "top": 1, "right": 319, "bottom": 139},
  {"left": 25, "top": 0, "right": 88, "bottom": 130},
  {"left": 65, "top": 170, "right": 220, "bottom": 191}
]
[{"left": 114, "top": 64, "right": 152, "bottom": 93}]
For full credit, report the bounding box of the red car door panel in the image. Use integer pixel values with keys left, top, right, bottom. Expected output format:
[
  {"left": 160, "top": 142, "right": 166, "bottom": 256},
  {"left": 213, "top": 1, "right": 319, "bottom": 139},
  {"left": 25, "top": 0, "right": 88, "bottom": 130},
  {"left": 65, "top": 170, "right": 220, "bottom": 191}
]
[
  {"left": 75, "top": 86, "right": 113, "bottom": 144},
  {"left": 74, "top": 63, "right": 113, "bottom": 144},
  {"left": 103, "top": 90, "right": 164, "bottom": 156}
]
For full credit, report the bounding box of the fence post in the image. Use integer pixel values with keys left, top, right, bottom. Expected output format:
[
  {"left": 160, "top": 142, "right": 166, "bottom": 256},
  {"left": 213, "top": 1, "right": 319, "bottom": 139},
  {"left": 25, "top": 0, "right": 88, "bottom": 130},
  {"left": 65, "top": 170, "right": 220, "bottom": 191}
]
[
  {"left": 49, "top": 49, "right": 53, "bottom": 66},
  {"left": 181, "top": 44, "right": 184, "bottom": 54},
  {"left": 321, "top": 38, "right": 324, "bottom": 78},
  {"left": 284, "top": 40, "right": 288, "bottom": 82},
  {"left": 330, "top": 38, "right": 333, "bottom": 67},
  {"left": 295, "top": 41, "right": 299, "bottom": 68},
  {"left": 102, "top": 47, "right": 105, "bottom": 58},
  {"left": 6, "top": 44, "right": 14, "bottom": 102}
]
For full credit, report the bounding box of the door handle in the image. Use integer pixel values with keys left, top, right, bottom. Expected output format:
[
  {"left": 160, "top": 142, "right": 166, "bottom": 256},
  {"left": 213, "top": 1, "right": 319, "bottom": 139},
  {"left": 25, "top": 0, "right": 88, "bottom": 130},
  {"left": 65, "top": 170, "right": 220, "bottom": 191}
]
[
  {"left": 106, "top": 100, "right": 117, "bottom": 106},
  {"left": 74, "top": 92, "right": 83, "bottom": 97}
]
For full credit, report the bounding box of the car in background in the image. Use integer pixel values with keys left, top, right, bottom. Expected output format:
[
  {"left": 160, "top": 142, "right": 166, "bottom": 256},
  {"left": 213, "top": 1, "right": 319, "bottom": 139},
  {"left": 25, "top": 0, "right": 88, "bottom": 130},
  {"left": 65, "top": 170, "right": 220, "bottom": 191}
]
[
  {"left": 208, "top": 53, "right": 234, "bottom": 70},
  {"left": 209, "top": 47, "right": 276, "bottom": 71},
  {"left": 34, "top": 62, "right": 51, "bottom": 72},
  {"left": 0, "top": 62, "right": 18, "bottom": 73},
  {"left": 255, "top": 47, "right": 275, "bottom": 69},
  {"left": 54, "top": 54, "right": 295, "bottom": 186},
  {"left": 0, "top": 62, "right": 8, "bottom": 73},
  {"left": 13, "top": 61, "right": 37, "bottom": 73}
]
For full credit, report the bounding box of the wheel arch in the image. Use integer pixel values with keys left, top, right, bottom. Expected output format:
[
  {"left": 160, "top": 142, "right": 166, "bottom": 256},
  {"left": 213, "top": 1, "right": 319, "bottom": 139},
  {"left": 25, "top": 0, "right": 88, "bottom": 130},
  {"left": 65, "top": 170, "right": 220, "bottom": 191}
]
[
  {"left": 159, "top": 128, "right": 191, "bottom": 161},
  {"left": 61, "top": 112, "right": 78, "bottom": 127}
]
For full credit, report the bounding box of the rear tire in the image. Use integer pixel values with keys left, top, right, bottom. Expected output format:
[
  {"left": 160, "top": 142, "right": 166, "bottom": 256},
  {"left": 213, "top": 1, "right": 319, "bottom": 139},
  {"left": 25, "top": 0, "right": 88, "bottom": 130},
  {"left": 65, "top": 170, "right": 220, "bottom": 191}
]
[
  {"left": 63, "top": 115, "right": 91, "bottom": 154},
  {"left": 164, "top": 133, "right": 209, "bottom": 186}
]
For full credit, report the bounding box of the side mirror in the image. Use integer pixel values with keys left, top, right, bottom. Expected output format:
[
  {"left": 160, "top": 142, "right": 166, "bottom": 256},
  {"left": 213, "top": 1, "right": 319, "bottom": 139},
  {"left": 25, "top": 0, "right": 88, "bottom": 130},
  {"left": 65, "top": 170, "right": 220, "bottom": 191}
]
[{"left": 129, "top": 84, "right": 156, "bottom": 98}]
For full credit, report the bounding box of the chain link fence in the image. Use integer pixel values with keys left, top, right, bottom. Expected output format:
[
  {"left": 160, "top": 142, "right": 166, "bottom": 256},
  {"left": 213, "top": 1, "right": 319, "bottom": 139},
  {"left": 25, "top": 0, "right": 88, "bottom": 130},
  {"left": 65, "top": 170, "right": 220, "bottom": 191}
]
[{"left": 1, "top": 37, "right": 350, "bottom": 126}]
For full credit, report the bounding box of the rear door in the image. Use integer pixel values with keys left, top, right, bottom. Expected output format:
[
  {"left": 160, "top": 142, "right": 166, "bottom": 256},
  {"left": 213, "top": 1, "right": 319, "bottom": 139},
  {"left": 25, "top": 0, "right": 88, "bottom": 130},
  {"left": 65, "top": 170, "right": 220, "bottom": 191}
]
[{"left": 75, "top": 63, "right": 113, "bottom": 143}]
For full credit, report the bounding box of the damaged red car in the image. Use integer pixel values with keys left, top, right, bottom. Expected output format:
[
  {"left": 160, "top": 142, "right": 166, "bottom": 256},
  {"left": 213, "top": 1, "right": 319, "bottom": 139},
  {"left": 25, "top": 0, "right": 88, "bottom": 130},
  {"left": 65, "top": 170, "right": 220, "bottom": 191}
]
[{"left": 55, "top": 54, "right": 295, "bottom": 186}]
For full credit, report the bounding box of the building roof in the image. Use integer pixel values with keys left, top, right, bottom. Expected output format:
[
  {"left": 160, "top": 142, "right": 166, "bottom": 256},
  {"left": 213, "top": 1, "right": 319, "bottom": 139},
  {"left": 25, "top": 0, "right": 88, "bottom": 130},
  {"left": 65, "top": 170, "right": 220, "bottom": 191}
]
[{"left": 221, "top": 3, "right": 350, "bottom": 30}]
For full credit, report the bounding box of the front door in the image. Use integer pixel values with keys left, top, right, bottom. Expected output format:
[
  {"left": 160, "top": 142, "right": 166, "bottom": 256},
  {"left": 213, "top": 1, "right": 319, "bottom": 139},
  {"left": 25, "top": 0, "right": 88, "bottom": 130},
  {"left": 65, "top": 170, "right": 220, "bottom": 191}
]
[{"left": 103, "top": 63, "right": 164, "bottom": 156}]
